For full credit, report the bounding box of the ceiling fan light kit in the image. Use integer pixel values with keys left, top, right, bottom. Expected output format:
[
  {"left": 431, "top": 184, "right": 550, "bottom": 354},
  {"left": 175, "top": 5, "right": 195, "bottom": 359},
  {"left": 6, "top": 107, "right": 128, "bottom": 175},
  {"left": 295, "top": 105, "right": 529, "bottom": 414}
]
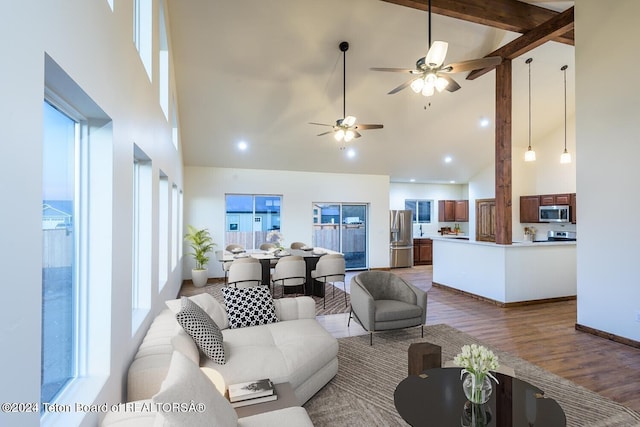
[
  {"left": 370, "top": 0, "right": 501, "bottom": 97},
  {"left": 309, "top": 41, "right": 383, "bottom": 147}
]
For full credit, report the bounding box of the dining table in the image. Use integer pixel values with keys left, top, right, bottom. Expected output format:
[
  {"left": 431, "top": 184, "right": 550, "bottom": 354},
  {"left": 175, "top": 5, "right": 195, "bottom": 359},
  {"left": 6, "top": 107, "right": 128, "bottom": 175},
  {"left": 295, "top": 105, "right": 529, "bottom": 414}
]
[{"left": 215, "top": 247, "right": 340, "bottom": 297}]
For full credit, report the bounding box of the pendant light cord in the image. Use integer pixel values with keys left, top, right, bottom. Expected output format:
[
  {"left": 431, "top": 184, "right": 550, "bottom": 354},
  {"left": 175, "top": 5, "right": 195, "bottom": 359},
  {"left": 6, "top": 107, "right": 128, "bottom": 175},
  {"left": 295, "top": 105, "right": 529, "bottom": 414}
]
[
  {"left": 527, "top": 58, "right": 532, "bottom": 149},
  {"left": 562, "top": 65, "right": 568, "bottom": 151}
]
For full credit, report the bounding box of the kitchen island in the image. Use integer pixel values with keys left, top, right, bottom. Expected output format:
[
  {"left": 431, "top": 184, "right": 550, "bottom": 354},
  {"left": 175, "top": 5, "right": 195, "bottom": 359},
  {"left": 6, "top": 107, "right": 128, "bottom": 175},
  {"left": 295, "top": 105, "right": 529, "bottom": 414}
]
[{"left": 432, "top": 237, "right": 576, "bottom": 305}]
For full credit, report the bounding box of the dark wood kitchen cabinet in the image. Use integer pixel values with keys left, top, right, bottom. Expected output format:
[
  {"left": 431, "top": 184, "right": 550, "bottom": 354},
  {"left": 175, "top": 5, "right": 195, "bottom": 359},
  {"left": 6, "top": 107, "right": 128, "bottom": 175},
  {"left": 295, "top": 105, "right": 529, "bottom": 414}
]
[
  {"left": 455, "top": 200, "right": 469, "bottom": 222},
  {"left": 476, "top": 199, "right": 496, "bottom": 242},
  {"left": 438, "top": 200, "right": 468, "bottom": 222},
  {"left": 570, "top": 193, "right": 577, "bottom": 223},
  {"left": 438, "top": 200, "right": 455, "bottom": 222},
  {"left": 413, "top": 238, "right": 433, "bottom": 265},
  {"left": 540, "top": 193, "right": 571, "bottom": 206},
  {"left": 520, "top": 196, "right": 540, "bottom": 223}
]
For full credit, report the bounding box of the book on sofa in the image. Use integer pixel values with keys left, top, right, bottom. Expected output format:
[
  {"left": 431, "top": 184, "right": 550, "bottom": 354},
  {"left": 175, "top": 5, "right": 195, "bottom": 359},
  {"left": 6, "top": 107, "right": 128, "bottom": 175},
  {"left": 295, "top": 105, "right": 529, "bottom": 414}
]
[{"left": 228, "top": 378, "right": 275, "bottom": 403}]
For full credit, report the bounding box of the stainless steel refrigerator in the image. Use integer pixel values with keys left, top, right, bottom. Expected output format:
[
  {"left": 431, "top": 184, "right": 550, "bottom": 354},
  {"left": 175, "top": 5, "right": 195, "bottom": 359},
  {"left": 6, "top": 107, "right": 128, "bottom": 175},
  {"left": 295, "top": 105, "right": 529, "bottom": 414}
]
[{"left": 390, "top": 210, "right": 413, "bottom": 268}]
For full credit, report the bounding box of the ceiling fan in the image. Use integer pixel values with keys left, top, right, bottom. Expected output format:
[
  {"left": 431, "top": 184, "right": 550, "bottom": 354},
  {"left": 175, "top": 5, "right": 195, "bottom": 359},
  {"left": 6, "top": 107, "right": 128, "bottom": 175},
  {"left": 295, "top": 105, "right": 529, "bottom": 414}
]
[
  {"left": 310, "top": 41, "right": 383, "bottom": 146},
  {"left": 371, "top": 0, "right": 502, "bottom": 97}
]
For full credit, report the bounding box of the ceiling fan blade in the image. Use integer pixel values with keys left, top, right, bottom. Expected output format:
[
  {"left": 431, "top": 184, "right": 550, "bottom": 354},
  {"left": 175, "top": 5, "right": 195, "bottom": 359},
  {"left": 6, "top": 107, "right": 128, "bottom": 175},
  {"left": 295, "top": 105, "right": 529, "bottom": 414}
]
[
  {"left": 370, "top": 67, "right": 416, "bottom": 73},
  {"left": 425, "top": 41, "right": 449, "bottom": 68},
  {"left": 353, "top": 131, "right": 362, "bottom": 139},
  {"left": 355, "top": 124, "right": 384, "bottom": 130},
  {"left": 309, "top": 122, "right": 333, "bottom": 127},
  {"left": 441, "top": 56, "right": 502, "bottom": 74},
  {"left": 388, "top": 78, "right": 415, "bottom": 95},
  {"left": 316, "top": 130, "right": 335, "bottom": 137},
  {"left": 439, "top": 74, "right": 461, "bottom": 92}
]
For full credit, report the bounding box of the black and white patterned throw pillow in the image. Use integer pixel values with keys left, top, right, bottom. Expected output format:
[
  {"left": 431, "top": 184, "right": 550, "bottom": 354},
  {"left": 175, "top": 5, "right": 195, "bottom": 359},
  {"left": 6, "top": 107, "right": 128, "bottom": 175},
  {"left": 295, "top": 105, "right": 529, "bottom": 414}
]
[
  {"left": 221, "top": 286, "right": 279, "bottom": 329},
  {"left": 176, "top": 297, "right": 226, "bottom": 364}
]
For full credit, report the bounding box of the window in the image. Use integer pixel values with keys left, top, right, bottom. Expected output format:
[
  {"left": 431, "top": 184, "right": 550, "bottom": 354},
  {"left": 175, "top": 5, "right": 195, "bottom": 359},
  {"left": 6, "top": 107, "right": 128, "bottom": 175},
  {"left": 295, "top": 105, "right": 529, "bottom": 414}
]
[
  {"left": 158, "top": 172, "right": 169, "bottom": 288},
  {"left": 171, "top": 183, "right": 179, "bottom": 270},
  {"left": 132, "top": 145, "right": 152, "bottom": 331},
  {"left": 225, "top": 194, "right": 281, "bottom": 249},
  {"left": 171, "top": 96, "right": 179, "bottom": 149},
  {"left": 158, "top": 0, "right": 169, "bottom": 119},
  {"left": 133, "top": 0, "right": 152, "bottom": 80},
  {"left": 42, "top": 100, "right": 77, "bottom": 405},
  {"left": 405, "top": 199, "right": 432, "bottom": 223},
  {"left": 312, "top": 203, "right": 368, "bottom": 270},
  {"left": 42, "top": 55, "right": 113, "bottom": 426}
]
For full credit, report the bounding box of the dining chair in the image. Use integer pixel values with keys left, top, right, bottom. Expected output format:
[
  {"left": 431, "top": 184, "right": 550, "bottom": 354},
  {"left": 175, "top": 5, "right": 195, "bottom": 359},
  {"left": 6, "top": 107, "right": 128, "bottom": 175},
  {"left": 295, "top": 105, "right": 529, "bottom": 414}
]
[
  {"left": 223, "top": 244, "right": 245, "bottom": 283},
  {"left": 289, "top": 242, "right": 308, "bottom": 249},
  {"left": 259, "top": 243, "right": 278, "bottom": 268},
  {"left": 227, "top": 257, "right": 263, "bottom": 288},
  {"left": 271, "top": 255, "right": 306, "bottom": 298},
  {"left": 311, "top": 254, "right": 346, "bottom": 308}
]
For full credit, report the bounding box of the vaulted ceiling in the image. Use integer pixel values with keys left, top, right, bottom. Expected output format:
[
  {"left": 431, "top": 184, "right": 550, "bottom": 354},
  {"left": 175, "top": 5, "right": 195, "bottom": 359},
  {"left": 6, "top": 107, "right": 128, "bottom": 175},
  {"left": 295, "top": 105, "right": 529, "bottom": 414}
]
[{"left": 167, "top": 0, "right": 575, "bottom": 183}]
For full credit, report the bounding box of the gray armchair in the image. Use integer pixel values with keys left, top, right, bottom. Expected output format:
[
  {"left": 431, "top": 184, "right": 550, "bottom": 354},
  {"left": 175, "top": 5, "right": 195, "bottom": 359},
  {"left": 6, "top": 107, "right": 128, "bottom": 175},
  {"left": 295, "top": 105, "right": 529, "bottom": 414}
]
[{"left": 348, "top": 271, "right": 427, "bottom": 345}]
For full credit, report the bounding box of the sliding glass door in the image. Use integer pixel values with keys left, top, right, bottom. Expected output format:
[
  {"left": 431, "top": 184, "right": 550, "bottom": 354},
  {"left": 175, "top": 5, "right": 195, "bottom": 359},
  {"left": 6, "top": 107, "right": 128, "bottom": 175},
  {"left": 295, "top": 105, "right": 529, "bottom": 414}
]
[{"left": 312, "top": 203, "right": 367, "bottom": 270}]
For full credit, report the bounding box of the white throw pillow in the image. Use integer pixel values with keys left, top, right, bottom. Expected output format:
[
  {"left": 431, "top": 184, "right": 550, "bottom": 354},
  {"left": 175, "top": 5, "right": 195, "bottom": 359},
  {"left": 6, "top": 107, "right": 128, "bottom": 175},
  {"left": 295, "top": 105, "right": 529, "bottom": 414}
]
[
  {"left": 165, "top": 293, "right": 229, "bottom": 329},
  {"left": 152, "top": 351, "right": 237, "bottom": 427}
]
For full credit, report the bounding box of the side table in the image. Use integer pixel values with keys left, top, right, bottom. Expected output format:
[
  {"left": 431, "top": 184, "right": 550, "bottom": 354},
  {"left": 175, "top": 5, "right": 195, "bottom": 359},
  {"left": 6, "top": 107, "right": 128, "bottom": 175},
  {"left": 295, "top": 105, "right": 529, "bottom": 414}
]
[
  {"left": 234, "top": 382, "right": 298, "bottom": 418},
  {"left": 408, "top": 342, "right": 442, "bottom": 376}
]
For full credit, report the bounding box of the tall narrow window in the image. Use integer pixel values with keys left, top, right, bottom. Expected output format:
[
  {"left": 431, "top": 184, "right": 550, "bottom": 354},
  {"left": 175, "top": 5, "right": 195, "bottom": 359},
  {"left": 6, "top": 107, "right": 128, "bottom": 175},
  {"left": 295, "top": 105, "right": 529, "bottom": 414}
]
[
  {"left": 225, "top": 194, "right": 281, "bottom": 249},
  {"left": 171, "top": 183, "right": 179, "bottom": 270},
  {"left": 133, "top": 0, "right": 152, "bottom": 80},
  {"left": 159, "top": 0, "right": 169, "bottom": 119},
  {"left": 132, "top": 145, "right": 152, "bottom": 331},
  {"left": 158, "top": 172, "right": 169, "bottom": 289},
  {"left": 171, "top": 96, "right": 179, "bottom": 149},
  {"left": 41, "top": 100, "right": 77, "bottom": 405}
]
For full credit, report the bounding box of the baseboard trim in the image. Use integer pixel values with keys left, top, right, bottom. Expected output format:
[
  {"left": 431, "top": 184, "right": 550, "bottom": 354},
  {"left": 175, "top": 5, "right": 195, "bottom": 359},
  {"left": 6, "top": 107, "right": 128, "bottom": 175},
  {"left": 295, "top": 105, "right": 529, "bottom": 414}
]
[
  {"left": 575, "top": 323, "right": 640, "bottom": 349},
  {"left": 432, "top": 282, "right": 576, "bottom": 308}
]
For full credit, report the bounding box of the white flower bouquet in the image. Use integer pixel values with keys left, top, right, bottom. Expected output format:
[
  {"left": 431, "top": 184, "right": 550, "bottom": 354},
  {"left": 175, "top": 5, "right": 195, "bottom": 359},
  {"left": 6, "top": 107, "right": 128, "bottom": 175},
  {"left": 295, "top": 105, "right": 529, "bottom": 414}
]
[{"left": 453, "top": 344, "right": 500, "bottom": 404}]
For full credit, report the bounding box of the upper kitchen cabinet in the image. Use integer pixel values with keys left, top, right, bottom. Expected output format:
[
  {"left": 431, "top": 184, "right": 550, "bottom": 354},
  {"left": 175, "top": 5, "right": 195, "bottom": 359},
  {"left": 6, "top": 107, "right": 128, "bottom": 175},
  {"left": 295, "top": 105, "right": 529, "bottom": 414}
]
[
  {"left": 455, "top": 200, "right": 469, "bottom": 222},
  {"left": 520, "top": 196, "right": 540, "bottom": 223},
  {"left": 570, "top": 193, "right": 577, "bottom": 223},
  {"left": 540, "top": 193, "right": 571, "bottom": 206},
  {"left": 438, "top": 200, "right": 468, "bottom": 222}
]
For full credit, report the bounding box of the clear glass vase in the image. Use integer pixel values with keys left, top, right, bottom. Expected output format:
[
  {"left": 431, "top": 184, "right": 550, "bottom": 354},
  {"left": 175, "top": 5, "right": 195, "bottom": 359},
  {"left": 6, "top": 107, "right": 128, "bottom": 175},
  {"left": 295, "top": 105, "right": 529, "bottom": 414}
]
[{"left": 462, "top": 373, "right": 492, "bottom": 404}]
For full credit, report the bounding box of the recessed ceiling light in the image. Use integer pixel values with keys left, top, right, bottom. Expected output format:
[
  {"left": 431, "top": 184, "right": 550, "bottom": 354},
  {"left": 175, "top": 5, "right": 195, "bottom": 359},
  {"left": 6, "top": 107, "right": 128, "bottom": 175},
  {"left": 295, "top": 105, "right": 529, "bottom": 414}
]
[
  {"left": 444, "top": 156, "right": 452, "bottom": 163},
  {"left": 450, "top": 180, "right": 456, "bottom": 184},
  {"left": 479, "top": 117, "right": 490, "bottom": 128},
  {"left": 237, "top": 141, "right": 248, "bottom": 151},
  {"left": 346, "top": 148, "right": 356, "bottom": 158},
  {"left": 409, "top": 178, "right": 416, "bottom": 183}
]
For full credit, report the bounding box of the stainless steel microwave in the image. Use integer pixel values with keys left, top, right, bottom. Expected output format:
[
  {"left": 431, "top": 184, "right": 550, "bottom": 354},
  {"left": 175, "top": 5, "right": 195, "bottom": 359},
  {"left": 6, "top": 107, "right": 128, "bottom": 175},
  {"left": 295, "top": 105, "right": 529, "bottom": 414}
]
[{"left": 539, "top": 205, "right": 570, "bottom": 222}]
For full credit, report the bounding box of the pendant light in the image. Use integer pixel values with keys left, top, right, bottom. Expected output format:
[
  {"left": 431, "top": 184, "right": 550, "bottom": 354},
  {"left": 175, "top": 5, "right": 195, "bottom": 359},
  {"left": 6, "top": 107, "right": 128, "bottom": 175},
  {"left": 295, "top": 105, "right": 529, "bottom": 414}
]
[
  {"left": 524, "top": 58, "right": 536, "bottom": 162},
  {"left": 560, "top": 65, "right": 572, "bottom": 164}
]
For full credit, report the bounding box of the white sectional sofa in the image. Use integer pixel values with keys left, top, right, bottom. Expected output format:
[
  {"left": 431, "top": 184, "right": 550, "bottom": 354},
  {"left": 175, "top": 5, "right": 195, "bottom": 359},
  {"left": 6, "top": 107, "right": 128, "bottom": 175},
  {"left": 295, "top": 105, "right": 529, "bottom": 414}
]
[{"left": 103, "top": 292, "right": 338, "bottom": 426}]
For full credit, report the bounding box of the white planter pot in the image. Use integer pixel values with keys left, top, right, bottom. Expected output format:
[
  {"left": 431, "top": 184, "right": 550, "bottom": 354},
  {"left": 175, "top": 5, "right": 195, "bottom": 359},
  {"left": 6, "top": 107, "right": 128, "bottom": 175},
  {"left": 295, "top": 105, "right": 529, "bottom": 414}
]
[{"left": 191, "top": 268, "right": 209, "bottom": 287}]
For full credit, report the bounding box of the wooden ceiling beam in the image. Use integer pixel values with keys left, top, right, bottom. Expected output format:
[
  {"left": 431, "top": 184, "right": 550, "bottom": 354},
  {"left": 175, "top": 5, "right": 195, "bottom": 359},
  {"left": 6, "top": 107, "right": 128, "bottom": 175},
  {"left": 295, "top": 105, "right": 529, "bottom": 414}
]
[
  {"left": 466, "top": 6, "right": 574, "bottom": 80},
  {"left": 380, "top": 0, "right": 574, "bottom": 45}
]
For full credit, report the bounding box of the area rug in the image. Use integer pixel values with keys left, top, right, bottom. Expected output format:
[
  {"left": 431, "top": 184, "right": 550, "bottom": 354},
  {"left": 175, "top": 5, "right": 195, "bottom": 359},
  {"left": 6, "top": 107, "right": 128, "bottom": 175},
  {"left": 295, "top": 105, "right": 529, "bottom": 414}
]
[
  {"left": 193, "top": 282, "right": 350, "bottom": 317},
  {"left": 303, "top": 324, "right": 640, "bottom": 427}
]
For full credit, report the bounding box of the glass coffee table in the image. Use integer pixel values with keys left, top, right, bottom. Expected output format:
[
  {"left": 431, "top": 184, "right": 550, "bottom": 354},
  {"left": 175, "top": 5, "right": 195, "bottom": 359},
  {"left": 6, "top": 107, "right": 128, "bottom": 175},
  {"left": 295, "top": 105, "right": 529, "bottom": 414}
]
[{"left": 394, "top": 368, "right": 566, "bottom": 426}]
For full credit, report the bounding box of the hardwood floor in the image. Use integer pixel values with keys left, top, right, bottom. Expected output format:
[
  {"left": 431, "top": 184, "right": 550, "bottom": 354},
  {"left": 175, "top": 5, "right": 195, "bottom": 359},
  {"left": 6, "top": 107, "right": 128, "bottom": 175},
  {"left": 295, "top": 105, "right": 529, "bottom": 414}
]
[{"left": 317, "top": 265, "right": 640, "bottom": 413}]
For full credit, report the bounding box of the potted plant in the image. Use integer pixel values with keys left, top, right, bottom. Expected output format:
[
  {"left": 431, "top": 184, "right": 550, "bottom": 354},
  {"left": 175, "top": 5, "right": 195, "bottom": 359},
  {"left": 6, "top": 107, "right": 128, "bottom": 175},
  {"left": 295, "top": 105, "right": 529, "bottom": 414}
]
[{"left": 184, "top": 225, "right": 216, "bottom": 287}]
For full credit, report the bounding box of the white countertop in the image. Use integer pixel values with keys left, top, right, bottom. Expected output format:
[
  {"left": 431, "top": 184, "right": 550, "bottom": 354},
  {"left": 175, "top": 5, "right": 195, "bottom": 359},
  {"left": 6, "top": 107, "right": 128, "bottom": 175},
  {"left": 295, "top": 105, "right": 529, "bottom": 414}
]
[{"left": 431, "top": 236, "right": 576, "bottom": 247}]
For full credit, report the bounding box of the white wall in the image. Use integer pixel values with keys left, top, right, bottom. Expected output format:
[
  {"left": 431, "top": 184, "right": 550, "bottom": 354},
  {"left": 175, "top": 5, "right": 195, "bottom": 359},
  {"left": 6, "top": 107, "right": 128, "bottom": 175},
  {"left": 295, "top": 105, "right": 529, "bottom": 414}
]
[
  {"left": 184, "top": 167, "right": 390, "bottom": 275},
  {"left": 575, "top": 1, "right": 640, "bottom": 341},
  {"left": 0, "top": 1, "right": 184, "bottom": 426}
]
